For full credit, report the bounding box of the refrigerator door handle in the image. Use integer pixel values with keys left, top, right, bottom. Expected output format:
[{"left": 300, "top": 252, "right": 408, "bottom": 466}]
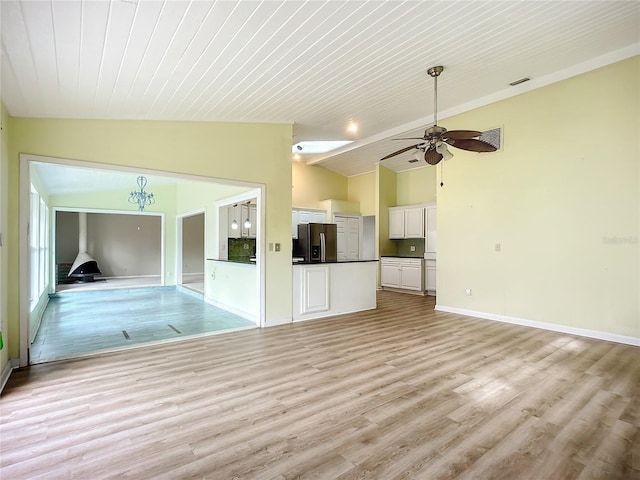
[{"left": 320, "top": 232, "right": 326, "bottom": 262}]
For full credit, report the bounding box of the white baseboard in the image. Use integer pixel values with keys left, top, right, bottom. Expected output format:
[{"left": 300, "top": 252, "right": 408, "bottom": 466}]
[
  {"left": 435, "top": 305, "right": 640, "bottom": 347},
  {"left": 203, "top": 296, "right": 257, "bottom": 324},
  {"left": 0, "top": 358, "right": 18, "bottom": 393},
  {"left": 265, "top": 317, "right": 293, "bottom": 327}
]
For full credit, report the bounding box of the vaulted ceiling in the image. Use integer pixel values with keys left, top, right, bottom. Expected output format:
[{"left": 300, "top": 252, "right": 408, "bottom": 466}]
[{"left": 2, "top": 1, "right": 639, "bottom": 177}]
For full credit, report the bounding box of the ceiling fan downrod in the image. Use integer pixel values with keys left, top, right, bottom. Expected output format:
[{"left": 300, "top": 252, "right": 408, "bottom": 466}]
[{"left": 427, "top": 66, "right": 444, "bottom": 126}]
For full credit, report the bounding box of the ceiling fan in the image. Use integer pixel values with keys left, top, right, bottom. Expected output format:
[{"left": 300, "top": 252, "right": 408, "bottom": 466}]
[{"left": 381, "top": 66, "right": 497, "bottom": 166}]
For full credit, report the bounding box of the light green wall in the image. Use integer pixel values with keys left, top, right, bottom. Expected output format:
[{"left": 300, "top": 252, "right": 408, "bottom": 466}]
[
  {"left": 396, "top": 166, "right": 437, "bottom": 205},
  {"left": 292, "top": 161, "right": 348, "bottom": 208},
  {"left": 348, "top": 172, "right": 376, "bottom": 216},
  {"left": 376, "top": 164, "right": 397, "bottom": 257},
  {"left": 8, "top": 118, "right": 293, "bottom": 360},
  {"left": 0, "top": 102, "right": 9, "bottom": 373},
  {"left": 436, "top": 57, "right": 639, "bottom": 338}
]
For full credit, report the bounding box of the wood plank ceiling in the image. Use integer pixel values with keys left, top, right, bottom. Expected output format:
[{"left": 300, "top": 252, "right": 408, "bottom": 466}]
[{"left": 2, "top": 0, "right": 639, "bottom": 176}]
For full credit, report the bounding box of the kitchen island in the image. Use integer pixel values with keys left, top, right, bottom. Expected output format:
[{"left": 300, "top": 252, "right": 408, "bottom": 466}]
[{"left": 292, "top": 260, "right": 378, "bottom": 322}]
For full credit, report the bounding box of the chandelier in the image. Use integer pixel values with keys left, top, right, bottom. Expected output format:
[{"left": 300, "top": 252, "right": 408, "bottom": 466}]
[{"left": 128, "top": 175, "right": 155, "bottom": 212}]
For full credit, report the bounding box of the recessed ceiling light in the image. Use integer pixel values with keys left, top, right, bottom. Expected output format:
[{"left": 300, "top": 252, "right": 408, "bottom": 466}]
[
  {"left": 293, "top": 153, "right": 301, "bottom": 161},
  {"left": 292, "top": 141, "right": 353, "bottom": 154},
  {"left": 347, "top": 122, "right": 358, "bottom": 133}
]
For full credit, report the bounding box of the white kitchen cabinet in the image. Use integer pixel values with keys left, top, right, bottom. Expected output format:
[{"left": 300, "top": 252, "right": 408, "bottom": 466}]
[
  {"left": 249, "top": 205, "right": 257, "bottom": 238},
  {"left": 425, "top": 204, "right": 437, "bottom": 257},
  {"left": 388, "top": 206, "right": 424, "bottom": 239},
  {"left": 389, "top": 209, "right": 405, "bottom": 239},
  {"left": 425, "top": 259, "right": 436, "bottom": 295},
  {"left": 335, "top": 215, "right": 360, "bottom": 261},
  {"left": 381, "top": 257, "right": 424, "bottom": 292},
  {"left": 404, "top": 207, "right": 424, "bottom": 238},
  {"left": 292, "top": 208, "right": 327, "bottom": 238},
  {"left": 301, "top": 265, "right": 330, "bottom": 314},
  {"left": 381, "top": 258, "right": 402, "bottom": 287}
]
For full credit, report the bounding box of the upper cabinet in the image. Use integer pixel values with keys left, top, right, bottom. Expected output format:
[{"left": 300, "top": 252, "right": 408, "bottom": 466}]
[
  {"left": 388, "top": 206, "right": 424, "bottom": 239},
  {"left": 292, "top": 208, "right": 327, "bottom": 238}
]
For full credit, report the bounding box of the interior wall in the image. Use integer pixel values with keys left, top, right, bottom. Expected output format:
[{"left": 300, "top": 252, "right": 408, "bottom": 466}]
[
  {"left": 348, "top": 172, "right": 376, "bottom": 216},
  {"left": 182, "top": 214, "right": 204, "bottom": 275},
  {"left": 56, "top": 211, "right": 162, "bottom": 277},
  {"left": 292, "top": 161, "right": 348, "bottom": 208},
  {"left": 90, "top": 213, "right": 161, "bottom": 277},
  {"left": 55, "top": 211, "right": 79, "bottom": 263},
  {"left": 0, "top": 102, "right": 9, "bottom": 374},
  {"left": 376, "top": 164, "right": 398, "bottom": 258},
  {"left": 396, "top": 167, "right": 437, "bottom": 206},
  {"left": 7, "top": 119, "right": 292, "bottom": 361},
  {"left": 436, "top": 56, "right": 639, "bottom": 339}
]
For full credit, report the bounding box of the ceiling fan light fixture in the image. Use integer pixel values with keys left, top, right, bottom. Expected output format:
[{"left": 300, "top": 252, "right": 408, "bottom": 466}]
[
  {"left": 436, "top": 142, "right": 453, "bottom": 161},
  {"left": 413, "top": 149, "right": 424, "bottom": 162}
]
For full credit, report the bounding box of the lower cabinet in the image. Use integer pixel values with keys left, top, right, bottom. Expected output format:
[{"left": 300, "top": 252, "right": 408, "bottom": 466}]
[
  {"left": 380, "top": 257, "right": 424, "bottom": 292},
  {"left": 425, "top": 259, "right": 436, "bottom": 296}
]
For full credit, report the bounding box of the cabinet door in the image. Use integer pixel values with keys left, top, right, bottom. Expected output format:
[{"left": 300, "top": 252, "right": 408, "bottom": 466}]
[
  {"left": 380, "top": 261, "right": 401, "bottom": 287},
  {"left": 312, "top": 211, "right": 326, "bottom": 223},
  {"left": 301, "top": 266, "right": 330, "bottom": 314},
  {"left": 298, "top": 211, "right": 312, "bottom": 224},
  {"left": 228, "top": 205, "right": 241, "bottom": 239},
  {"left": 425, "top": 205, "right": 437, "bottom": 254},
  {"left": 404, "top": 207, "right": 424, "bottom": 238},
  {"left": 292, "top": 210, "right": 299, "bottom": 238},
  {"left": 346, "top": 217, "right": 360, "bottom": 260},
  {"left": 249, "top": 205, "right": 257, "bottom": 238},
  {"left": 389, "top": 209, "right": 405, "bottom": 239},
  {"left": 400, "top": 264, "right": 423, "bottom": 290},
  {"left": 335, "top": 217, "right": 347, "bottom": 261},
  {"left": 426, "top": 265, "right": 436, "bottom": 294}
]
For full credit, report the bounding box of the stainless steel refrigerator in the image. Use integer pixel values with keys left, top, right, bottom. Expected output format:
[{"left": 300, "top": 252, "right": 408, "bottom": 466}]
[{"left": 295, "top": 223, "right": 337, "bottom": 263}]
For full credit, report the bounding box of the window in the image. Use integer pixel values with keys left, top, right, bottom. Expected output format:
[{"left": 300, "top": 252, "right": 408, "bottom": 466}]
[{"left": 30, "top": 184, "right": 49, "bottom": 311}]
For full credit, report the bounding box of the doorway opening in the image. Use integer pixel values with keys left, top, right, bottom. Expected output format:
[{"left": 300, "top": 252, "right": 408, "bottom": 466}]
[{"left": 20, "top": 154, "right": 266, "bottom": 366}]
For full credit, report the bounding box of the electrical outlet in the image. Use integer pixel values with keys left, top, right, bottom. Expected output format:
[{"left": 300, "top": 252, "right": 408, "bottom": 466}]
[
  {"left": 495, "top": 243, "right": 501, "bottom": 252},
  {"left": 244, "top": 243, "right": 249, "bottom": 250},
  {"left": 275, "top": 243, "right": 281, "bottom": 252},
  {"left": 465, "top": 288, "right": 472, "bottom": 296},
  {"left": 410, "top": 245, "right": 416, "bottom": 252}
]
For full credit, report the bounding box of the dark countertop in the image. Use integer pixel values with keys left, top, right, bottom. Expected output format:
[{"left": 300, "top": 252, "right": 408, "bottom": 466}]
[
  {"left": 293, "top": 259, "right": 378, "bottom": 265},
  {"left": 380, "top": 255, "right": 424, "bottom": 259},
  {"left": 207, "top": 258, "right": 256, "bottom": 265}
]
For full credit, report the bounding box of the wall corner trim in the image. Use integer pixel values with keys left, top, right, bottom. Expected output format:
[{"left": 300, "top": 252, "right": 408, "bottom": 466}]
[{"left": 434, "top": 305, "right": 640, "bottom": 347}]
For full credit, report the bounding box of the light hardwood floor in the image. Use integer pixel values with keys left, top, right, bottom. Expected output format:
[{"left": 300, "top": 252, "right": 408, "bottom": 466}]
[{"left": 1, "top": 291, "right": 638, "bottom": 479}]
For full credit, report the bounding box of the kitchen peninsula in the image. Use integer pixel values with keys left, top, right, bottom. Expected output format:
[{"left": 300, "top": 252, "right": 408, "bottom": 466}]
[{"left": 292, "top": 260, "right": 378, "bottom": 322}]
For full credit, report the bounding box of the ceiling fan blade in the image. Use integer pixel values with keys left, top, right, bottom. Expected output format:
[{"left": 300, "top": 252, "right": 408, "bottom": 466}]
[
  {"left": 380, "top": 145, "right": 420, "bottom": 161},
  {"left": 443, "top": 130, "right": 483, "bottom": 140},
  {"left": 446, "top": 138, "right": 497, "bottom": 153},
  {"left": 424, "top": 148, "right": 443, "bottom": 165}
]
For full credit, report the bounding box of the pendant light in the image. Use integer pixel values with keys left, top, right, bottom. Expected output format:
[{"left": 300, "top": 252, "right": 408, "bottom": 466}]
[
  {"left": 231, "top": 204, "right": 239, "bottom": 230},
  {"left": 243, "top": 201, "right": 252, "bottom": 229}
]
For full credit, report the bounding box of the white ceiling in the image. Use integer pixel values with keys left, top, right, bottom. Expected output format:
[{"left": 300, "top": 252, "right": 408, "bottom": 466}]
[{"left": 3, "top": 0, "right": 639, "bottom": 177}]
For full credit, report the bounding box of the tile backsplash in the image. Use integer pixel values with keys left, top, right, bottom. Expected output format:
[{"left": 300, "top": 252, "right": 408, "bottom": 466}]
[
  {"left": 394, "top": 238, "right": 425, "bottom": 257},
  {"left": 228, "top": 238, "right": 256, "bottom": 260}
]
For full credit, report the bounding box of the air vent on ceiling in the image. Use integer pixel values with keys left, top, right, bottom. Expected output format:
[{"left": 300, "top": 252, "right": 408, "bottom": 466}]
[
  {"left": 509, "top": 77, "right": 530, "bottom": 86},
  {"left": 479, "top": 128, "right": 502, "bottom": 151},
  {"left": 408, "top": 159, "right": 419, "bottom": 163}
]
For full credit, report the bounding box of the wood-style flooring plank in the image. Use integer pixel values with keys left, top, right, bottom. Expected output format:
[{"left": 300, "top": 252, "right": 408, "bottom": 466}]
[{"left": 1, "top": 291, "right": 638, "bottom": 479}]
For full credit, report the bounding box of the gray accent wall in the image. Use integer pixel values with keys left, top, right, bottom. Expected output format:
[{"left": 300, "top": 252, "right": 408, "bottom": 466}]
[
  {"left": 56, "top": 211, "right": 161, "bottom": 277},
  {"left": 182, "top": 213, "right": 204, "bottom": 274}
]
